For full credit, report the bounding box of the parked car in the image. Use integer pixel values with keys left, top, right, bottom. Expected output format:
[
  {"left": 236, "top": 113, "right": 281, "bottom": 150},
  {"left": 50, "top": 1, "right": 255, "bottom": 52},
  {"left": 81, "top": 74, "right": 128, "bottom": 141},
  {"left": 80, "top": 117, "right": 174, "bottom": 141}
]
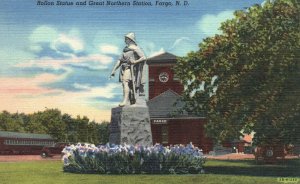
[
  {"left": 41, "top": 142, "right": 69, "bottom": 158},
  {"left": 254, "top": 144, "right": 286, "bottom": 163}
]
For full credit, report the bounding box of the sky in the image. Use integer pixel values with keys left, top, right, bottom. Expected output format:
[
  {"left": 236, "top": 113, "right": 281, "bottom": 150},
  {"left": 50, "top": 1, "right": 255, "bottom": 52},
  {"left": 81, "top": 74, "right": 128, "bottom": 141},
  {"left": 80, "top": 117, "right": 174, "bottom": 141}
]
[{"left": 0, "top": 0, "right": 264, "bottom": 122}]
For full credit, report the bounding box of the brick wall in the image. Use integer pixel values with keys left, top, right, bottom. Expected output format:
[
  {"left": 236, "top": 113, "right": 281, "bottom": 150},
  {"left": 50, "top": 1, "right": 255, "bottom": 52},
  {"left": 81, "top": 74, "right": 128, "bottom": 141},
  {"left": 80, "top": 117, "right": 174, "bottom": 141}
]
[
  {"left": 148, "top": 64, "right": 184, "bottom": 99},
  {"left": 151, "top": 118, "right": 213, "bottom": 153}
]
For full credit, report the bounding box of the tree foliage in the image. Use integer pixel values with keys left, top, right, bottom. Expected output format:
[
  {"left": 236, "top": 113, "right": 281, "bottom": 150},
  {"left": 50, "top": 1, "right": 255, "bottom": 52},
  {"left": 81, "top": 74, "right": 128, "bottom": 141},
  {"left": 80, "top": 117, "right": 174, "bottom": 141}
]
[
  {"left": 0, "top": 109, "right": 109, "bottom": 144},
  {"left": 174, "top": 0, "right": 300, "bottom": 145}
]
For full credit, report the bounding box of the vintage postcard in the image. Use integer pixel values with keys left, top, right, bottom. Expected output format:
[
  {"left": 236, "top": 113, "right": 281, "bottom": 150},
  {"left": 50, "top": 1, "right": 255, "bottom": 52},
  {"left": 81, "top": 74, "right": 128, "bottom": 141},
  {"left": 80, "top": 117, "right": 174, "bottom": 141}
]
[{"left": 0, "top": 0, "right": 299, "bottom": 183}]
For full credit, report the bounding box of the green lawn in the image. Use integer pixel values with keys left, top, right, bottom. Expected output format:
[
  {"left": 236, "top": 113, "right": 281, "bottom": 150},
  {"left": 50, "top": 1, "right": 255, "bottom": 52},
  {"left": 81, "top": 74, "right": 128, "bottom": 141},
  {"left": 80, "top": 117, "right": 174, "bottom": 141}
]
[{"left": 0, "top": 159, "right": 299, "bottom": 184}]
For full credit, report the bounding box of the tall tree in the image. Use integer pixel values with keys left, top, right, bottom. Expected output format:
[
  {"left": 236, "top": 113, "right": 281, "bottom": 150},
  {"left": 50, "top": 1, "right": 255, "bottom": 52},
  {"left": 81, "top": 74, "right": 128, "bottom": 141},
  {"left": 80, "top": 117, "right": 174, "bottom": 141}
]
[
  {"left": 174, "top": 0, "right": 300, "bottom": 145},
  {"left": 63, "top": 113, "right": 78, "bottom": 143},
  {"left": 0, "top": 109, "right": 111, "bottom": 144},
  {"left": 0, "top": 111, "right": 24, "bottom": 132},
  {"left": 98, "top": 121, "right": 109, "bottom": 144},
  {"left": 26, "top": 112, "right": 47, "bottom": 134},
  {"left": 42, "top": 109, "right": 66, "bottom": 141},
  {"left": 76, "top": 116, "right": 90, "bottom": 143}
]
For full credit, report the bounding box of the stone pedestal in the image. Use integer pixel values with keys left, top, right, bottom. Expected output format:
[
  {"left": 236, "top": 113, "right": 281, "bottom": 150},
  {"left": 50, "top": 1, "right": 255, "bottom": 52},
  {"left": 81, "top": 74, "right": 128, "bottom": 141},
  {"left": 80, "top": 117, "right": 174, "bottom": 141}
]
[{"left": 109, "top": 105, "right": 153, "bottom": 146}]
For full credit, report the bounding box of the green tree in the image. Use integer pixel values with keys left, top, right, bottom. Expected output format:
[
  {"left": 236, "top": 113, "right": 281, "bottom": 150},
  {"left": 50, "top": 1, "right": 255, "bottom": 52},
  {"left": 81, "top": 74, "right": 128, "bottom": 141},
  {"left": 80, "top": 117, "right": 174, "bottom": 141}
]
[
  {"left": 0, "top": 109, "right": 110, "bottom": 144},
  {"left": 174, "top": 0, "right": 300, "bottom": 145},
  {"left": 0, "top": 111, "right": 24, "bottom": 132},
  {"left": 26, "top": 109, "right": 66, "bottom": 141},
  {"left": 75, "top": 116, "right": 89, "bottom": 142},
  {"left": 63, "top": 113, "right": 78, "bottom": 143},
  {"left": 42, "top": 109, "right": 66, "bottom": 141},
  {"left": 26, "top": 112, "right": 48, "bottom": 134},
  {"left": 98, "top": 121, "right": 109, "bottom": 144}
]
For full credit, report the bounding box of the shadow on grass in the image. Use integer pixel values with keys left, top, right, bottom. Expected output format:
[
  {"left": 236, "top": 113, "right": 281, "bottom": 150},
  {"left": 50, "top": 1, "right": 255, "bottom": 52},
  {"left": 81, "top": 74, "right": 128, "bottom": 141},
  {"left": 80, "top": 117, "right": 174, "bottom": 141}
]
[{"left": 204, "top": 159, "right": 300, "bottom": 177}]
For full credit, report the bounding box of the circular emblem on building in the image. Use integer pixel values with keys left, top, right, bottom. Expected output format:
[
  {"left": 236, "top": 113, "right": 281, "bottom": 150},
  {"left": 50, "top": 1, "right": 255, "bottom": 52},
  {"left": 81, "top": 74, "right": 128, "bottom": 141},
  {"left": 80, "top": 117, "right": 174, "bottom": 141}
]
[
  {"left": 159, "top": 72, "right": 169, "bottom": 82},
  {"left": 266, "top": 149, "right": 273, "bottom": 157}
]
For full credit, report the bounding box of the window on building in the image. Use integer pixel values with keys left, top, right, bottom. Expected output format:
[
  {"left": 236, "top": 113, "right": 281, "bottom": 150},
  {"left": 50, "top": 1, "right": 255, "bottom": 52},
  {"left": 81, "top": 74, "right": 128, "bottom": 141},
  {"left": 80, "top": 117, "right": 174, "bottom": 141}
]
[
  {"left": 173, "top": 73, "right": 180, "bottom": 81},
  {"left": 161, "top": 125, "right": 168, "bottom": 144}
]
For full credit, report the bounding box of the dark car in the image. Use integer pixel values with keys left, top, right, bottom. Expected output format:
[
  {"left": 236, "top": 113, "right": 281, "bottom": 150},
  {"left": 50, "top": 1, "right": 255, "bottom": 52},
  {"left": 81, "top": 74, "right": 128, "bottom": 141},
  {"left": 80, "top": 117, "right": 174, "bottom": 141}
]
[
  {"left": 254, "top": 144, "right": 286, "bottom": 163},
  {"left": 41, "top": 142, "right": 69, "bottom": 158}
]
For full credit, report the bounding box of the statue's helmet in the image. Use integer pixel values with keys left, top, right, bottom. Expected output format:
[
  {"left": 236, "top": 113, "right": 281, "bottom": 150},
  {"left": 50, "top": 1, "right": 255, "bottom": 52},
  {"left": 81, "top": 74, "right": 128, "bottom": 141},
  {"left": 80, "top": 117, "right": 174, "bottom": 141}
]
[{"left": 125, "top": 32, "right": 136, "bottom": 44}]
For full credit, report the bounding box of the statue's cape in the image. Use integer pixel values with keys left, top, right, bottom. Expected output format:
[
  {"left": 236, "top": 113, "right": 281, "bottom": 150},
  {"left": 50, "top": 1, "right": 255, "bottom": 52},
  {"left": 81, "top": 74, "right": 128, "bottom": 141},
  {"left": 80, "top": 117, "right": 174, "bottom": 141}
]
[{"left": 119, "top": 45, "right": 146, "bottom": 87}]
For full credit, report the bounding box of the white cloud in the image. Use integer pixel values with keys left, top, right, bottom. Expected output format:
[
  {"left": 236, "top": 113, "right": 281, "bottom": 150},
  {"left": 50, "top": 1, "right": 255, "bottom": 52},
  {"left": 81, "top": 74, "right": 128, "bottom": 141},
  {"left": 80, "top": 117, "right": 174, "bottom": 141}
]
[
  {"left": 99, "top": 44, "right": 119, "bottom": 55},
  {"left": 197, "top": 10, "right": 235, "bottom": 36},
  {"left": 53, "top": 34, "right": 84, "bottom": 53},
  {"left": 148, "top": 48, "right": 165, "bottom": 57},
  {"left": 168, "top": 37, "right": 197, "bottom": 56},
  {"left": 68, "top": 28, "right": 82, "bottom": 38},
  {"left": 0, "top": 73, "right": 67, "bottom": 96},
  {"left": 88, "top": 83, "right": 121, "bottom": 99},
  {"left": 81, "top": 54, "right": 113, "bottom": 65},
  {"left": 0, "top": 77, "right": 120, "bottom": 121},
  {"left": 1, "top": 26, "right": 120, "bottom": 122},
  {"left": 29, "top": 26, "right": 58, "bottom": 43},
  {"left": 29, "top": 26, "right": 85, "bottom": 56},
  {"left": 169, "top": 37, "right": 191, "bottom": 50},
  {"left": 69, "top": 62, "right": 108, "bottom": 71},
  {"left": 93, "top": 31, "right": 124, "bottom": 54},
  {"left": 139, "top": 40, "right": 162, "bottom": 57},
  {"left": 16, "top": 54, "right": 113, "bottom": 71},
  {"left": 46, "top": 82, "right": 121, "bottom": 103},
  {"left": 29, "top": 44, "right": 43, "bottom": 53},
  {"left": 73, "top": 83, "right": 91, "bottom": 90}
]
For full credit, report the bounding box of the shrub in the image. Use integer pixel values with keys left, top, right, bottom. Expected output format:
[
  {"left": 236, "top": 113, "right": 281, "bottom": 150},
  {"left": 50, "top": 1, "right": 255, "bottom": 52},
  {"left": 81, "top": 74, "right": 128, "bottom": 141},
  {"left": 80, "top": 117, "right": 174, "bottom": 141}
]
[{"left": 62, "top": 143, "right": 206, "bottom": 174}]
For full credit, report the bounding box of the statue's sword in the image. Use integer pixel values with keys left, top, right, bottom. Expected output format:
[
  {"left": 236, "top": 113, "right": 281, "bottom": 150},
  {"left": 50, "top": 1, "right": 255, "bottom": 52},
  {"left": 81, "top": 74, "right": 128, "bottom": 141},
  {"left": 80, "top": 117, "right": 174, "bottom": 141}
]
[{"left": 130, "top": 64, "right": 136, "bottom": 103}]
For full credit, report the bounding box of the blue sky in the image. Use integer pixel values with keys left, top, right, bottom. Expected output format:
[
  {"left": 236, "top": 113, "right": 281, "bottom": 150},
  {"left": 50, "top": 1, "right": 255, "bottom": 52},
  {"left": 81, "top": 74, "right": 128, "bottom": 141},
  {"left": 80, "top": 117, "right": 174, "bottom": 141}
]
[{"left": 0, "top": 0, "right": 264, "bottom": 121}]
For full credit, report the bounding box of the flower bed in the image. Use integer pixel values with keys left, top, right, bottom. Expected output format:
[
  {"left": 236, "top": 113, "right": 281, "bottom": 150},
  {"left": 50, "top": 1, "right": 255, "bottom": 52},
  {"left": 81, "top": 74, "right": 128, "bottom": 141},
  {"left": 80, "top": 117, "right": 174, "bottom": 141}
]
[{"left": 62, "top": 143, "right": 206, "bottom": 174}]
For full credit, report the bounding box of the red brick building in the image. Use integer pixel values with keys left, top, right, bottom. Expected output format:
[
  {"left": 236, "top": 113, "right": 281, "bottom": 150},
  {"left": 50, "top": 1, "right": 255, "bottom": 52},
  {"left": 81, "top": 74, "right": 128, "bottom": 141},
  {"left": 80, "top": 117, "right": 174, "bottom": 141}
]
[{"left": 147, "top": 52, "right": 213, "bottom": 153}]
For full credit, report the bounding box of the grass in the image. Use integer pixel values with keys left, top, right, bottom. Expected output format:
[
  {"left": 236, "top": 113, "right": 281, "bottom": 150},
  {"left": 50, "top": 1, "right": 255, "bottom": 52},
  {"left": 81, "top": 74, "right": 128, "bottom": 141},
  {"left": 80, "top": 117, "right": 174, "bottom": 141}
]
[
  {"left": 0, "top": 159, "right": 299, "bottom": 184},
  {"left": 205, "top": 159, "right": 300, "bottom": 177}
]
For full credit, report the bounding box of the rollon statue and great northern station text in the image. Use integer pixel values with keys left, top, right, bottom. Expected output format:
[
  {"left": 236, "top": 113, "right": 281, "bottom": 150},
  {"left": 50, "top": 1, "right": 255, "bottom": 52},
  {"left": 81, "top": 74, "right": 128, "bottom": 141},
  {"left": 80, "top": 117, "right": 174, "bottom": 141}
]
[{"left": 36, "top": 0, "right": 189, "bottom": 7}]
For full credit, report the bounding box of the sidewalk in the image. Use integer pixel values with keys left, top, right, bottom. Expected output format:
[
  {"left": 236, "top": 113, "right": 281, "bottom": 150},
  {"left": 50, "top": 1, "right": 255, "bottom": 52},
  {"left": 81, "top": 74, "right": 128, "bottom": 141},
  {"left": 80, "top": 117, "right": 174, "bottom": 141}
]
[
  {"left": 205, "top": 153, "right": 299, "bottom": 160},
  {"left": 205, "top": 153, "right": 254, "bottom": 160},
  {"left": 0, "top": 155, "right": 61, "bottom": 162}
]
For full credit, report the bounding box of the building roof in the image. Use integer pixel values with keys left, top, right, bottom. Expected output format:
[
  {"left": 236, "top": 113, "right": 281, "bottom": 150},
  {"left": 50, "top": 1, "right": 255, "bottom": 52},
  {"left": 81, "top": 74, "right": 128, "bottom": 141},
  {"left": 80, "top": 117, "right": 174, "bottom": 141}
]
[
  {"left": 243, "top": 134, "right": 253, "bottom": 143},
  {"left": 147, "top": 52, "right": 178, "bottom": 65},
  {"left": 0, "top": 130, "right": 54, "bottom": 140},
  {"left": 147, "top": 89, "right": 201, "bottom": 118}
]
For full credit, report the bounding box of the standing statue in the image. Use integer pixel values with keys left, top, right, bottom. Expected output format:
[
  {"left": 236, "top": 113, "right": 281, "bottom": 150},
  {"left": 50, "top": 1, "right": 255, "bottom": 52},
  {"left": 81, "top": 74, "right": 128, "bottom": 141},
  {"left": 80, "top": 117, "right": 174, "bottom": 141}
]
[{"left": 110, "top": 33, "right": 147, "bottom": 107}]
